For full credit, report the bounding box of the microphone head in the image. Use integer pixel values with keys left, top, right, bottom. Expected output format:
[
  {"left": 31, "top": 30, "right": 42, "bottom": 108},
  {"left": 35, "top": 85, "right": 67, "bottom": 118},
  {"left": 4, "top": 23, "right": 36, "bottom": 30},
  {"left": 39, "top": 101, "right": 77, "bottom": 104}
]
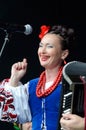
[{"left": 24, "top": 24, "right": 33, "bottom": 35}]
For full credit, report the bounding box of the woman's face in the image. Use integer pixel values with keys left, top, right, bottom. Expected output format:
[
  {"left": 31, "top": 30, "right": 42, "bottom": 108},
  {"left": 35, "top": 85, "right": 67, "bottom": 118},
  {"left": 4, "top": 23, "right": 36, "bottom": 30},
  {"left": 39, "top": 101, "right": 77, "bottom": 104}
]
[{"left": 38, "top": 33, "right": 68, "bottom": 69}]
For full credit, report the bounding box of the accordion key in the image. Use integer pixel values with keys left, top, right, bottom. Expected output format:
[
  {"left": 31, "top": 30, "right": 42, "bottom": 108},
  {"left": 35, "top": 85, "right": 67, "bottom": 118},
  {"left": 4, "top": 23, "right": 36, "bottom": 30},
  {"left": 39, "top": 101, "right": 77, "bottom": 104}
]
[{"left": 62, "top": 75, "right": 84, "bottom": 117}]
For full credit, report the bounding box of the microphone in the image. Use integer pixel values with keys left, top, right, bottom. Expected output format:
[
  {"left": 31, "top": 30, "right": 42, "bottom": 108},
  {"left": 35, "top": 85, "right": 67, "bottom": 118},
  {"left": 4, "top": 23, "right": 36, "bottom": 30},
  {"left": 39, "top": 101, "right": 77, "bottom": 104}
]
[{"left": 0, "top": 22, "right": 33, "bottom": 35}]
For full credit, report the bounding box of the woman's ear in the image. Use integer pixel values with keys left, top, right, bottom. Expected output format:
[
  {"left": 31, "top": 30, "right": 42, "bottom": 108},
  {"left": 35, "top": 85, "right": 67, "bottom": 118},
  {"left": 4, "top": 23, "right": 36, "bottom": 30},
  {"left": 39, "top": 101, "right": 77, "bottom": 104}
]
[{"left": 61, "top": 49, "right": 69, "bottom": 60}]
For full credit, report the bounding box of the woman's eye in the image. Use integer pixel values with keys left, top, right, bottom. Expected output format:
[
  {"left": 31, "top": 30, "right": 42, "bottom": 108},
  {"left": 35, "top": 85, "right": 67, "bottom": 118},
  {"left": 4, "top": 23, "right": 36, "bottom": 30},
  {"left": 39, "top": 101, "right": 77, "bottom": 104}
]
[{"left": 47, "top": 45, "right": 53, "bottom": 48}]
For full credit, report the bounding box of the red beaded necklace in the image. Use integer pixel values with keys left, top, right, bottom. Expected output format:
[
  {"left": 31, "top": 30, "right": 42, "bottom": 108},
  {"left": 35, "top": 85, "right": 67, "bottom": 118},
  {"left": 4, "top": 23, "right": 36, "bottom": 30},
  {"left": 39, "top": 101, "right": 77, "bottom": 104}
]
[{"left": 36, "top": 66, "right": 63, "bottom": 98}]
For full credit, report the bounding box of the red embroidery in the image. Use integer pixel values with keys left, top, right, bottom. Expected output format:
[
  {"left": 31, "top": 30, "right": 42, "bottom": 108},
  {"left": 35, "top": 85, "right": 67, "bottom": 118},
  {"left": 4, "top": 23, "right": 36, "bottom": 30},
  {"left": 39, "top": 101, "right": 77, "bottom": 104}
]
[{"left": 0, "top": 79, "right": 17, "bottom": 122}]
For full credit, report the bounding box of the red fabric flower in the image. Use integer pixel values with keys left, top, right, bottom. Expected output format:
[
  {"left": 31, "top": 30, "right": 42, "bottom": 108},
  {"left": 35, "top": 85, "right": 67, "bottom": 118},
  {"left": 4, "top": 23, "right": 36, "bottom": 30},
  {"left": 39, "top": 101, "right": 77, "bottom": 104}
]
[{"left": 39, "top": 25, "right": 50, "bottom": 39}]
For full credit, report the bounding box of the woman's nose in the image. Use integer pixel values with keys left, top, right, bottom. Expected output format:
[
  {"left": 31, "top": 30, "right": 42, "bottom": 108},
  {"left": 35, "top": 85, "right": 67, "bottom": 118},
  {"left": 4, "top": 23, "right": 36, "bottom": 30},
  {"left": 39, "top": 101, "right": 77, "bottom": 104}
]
[{"left": 41, "top": 47, "right": 46, "bottom": 53}]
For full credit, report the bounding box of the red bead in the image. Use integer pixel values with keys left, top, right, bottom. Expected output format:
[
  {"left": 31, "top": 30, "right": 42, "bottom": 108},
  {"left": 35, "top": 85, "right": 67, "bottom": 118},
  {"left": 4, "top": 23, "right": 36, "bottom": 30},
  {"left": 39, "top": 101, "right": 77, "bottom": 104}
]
[{"left": 36, "top": 66, "right": 63, "bottom": 98}]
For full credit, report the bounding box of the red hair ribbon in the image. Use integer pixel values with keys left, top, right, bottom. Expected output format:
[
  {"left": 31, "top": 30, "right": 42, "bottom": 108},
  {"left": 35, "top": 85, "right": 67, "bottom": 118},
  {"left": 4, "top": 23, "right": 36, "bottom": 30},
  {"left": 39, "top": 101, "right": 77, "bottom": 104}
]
[{"left": 39, "top": 25, "right": 50, "bottom": 39}]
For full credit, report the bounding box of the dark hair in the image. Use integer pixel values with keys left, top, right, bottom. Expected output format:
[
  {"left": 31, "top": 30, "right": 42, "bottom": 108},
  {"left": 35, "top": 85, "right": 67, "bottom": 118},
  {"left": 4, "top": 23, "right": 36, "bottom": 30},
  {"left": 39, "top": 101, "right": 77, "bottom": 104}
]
[{"left": 48, "top": 25, "right": 75, "bottom": 51}]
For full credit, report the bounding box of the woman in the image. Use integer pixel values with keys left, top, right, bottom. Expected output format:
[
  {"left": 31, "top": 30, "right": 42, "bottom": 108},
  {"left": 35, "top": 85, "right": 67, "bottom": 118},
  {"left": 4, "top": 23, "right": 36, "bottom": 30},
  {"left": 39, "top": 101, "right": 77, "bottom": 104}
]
[{"left": 0, "top": 25, "right": 85, "bottom": 130}]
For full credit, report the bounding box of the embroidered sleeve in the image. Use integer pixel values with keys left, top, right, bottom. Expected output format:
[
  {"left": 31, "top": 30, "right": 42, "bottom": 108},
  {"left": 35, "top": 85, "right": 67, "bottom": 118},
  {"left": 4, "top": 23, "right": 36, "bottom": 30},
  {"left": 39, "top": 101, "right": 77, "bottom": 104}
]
[
  {"left": 0, "top": 79, "right": 17, "bottom": 122},
  {"left": 0, "top": 79, "right": 31, "bottom": 123}
]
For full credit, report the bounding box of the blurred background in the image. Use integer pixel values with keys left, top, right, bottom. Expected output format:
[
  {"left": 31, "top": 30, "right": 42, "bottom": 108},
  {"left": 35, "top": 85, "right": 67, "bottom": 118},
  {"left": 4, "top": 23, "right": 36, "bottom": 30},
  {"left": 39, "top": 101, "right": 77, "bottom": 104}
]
[{"left": 0, "top": 0, "right": 86, "bottom": 82}]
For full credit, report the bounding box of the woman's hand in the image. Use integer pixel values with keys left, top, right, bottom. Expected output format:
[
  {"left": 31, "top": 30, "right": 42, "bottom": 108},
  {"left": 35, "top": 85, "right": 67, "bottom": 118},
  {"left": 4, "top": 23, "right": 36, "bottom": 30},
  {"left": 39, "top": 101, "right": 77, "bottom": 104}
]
[
  {"left": 9, "top": 58, "right": 28, "bottom": 86},
  {"left": 60, "top": 114, "right": 85, "bottom": 130},
  {"left": 22, "top": 122, "right": 32, "bottom": 130}
]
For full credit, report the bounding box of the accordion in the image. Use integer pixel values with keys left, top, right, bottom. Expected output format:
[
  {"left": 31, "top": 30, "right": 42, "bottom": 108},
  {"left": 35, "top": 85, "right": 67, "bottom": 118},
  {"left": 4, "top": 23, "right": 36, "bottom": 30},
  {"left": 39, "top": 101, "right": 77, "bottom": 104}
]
[{"left": 58, "top": 61, "right": 86, "bottom": 130}]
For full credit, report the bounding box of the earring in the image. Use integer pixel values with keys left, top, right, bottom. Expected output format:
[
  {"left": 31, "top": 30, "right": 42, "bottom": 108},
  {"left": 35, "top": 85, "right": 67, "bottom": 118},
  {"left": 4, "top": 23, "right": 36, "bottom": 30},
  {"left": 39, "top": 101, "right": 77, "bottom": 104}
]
[{"left": 64, "top": 60, "right": 66, "bottom": 65}]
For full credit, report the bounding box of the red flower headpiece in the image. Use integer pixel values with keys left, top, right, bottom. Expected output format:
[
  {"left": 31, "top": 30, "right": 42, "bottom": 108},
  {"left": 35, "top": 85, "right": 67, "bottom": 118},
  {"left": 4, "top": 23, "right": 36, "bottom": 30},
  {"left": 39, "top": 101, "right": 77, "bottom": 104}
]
[{"left": 39, "top": 25, "right": 50, "bottom": 39}]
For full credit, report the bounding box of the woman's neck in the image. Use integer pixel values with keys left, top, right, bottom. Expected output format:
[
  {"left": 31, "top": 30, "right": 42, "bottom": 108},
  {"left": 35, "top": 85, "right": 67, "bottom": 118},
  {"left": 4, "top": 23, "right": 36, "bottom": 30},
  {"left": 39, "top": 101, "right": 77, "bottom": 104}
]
[{"left": 45, "top": 66, "right": 61, "bottom": 82}]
